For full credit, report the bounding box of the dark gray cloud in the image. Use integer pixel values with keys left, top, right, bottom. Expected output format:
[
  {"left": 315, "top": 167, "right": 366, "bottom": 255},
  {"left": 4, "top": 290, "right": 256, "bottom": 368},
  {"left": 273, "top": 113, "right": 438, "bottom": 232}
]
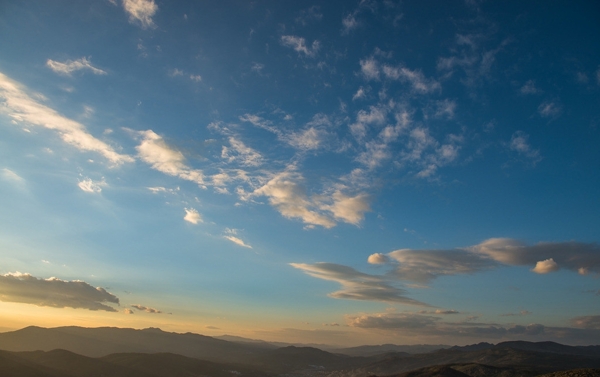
[
  {"left": 131, "top": 304, "right": 162, "bottom": 313},
  {"left": 370, "top": 238, "right": 600, "bottom": 283},
  {"left": 346, "top": 311, "right": 600, "bottom": 343},
  {"left": 0, "top": 272, "right": 119, "bottom": 312},
  {"left": 571, "top": 315, "right": 600, "bottom": 330}
]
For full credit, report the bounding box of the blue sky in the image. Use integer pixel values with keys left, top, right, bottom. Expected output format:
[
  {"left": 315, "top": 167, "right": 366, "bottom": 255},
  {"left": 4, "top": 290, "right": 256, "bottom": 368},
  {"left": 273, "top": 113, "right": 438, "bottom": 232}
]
[{"left": 0, "top": 0, "right": 599, "bottom": 346}]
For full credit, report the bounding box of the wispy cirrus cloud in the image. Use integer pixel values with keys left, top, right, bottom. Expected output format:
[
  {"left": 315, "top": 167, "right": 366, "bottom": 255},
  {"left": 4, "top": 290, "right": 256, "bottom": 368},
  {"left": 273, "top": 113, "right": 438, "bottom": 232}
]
[
  {"left": 46, "top": 57, "right": 106, "bottom": 76},
  {"left": 223, "top": 229, "right": 252, "bottom": 249},
  {"left": 0, "top": 272, "right": 119, "bottom": 312},
  {"left": 122, "top": 0, "right": 158, "bottom": 29},
  {"left": 0, "top": 72, "right": 133, "bottom": 165},
  {"left": 1, "top": 168, "right": 25, "bottom": 185}
]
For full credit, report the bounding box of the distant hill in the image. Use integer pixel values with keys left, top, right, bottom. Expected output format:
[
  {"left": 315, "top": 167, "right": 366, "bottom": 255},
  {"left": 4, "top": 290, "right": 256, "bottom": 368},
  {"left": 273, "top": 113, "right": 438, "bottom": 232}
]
[
  {"left": 334, "top": 344, "right": 449, "bottom": 357},
  {"left": 0, "top": 349, "right": 273, "bottom": 377},
  {"left": 0, "top": 326, "right": 270, "bottom": 363},
  {"left": 328, "top": 344, "right": 600, "bottom": 377}
]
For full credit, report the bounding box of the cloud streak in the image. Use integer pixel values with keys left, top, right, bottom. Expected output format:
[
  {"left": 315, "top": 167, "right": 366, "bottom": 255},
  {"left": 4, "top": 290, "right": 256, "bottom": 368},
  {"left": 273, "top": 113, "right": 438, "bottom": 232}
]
[
  {"left": 46, "top": 57, "right": 106, "bottom": 76},
  {"left": 0, "top": 72, "right": 133, "bottom": 165},
  {"left": 290, "top": 262, "right": 428, "bottom": 306}
]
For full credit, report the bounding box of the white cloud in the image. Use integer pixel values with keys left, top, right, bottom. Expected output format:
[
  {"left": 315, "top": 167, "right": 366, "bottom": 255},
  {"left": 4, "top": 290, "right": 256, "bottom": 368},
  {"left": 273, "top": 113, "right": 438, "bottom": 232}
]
[
  {"left": 0, "top": 72, "right": 133, "bottom": 165},
  {"left": 189, "top": 74, "right": 202, "bottom": 82},
  {"left": 327, "top": 191, "right": 370, "bottom": 225},
  {"left": 46, "top": 57, "right": 107, "bottom": 76},
  {"left": 78, "top": 177, "right": 107, "bottom": 193},
  {"left": 122, "top": 0, "right": 158, "bottom": 29},
  {"left": 342, "top": 14, "right": 359, "bottom": 34},
  {"left": 434, "top": 99, "right": 456, "bottom": 119},
  {"left": 280, "top": 35, "right": 320, "bottom": 57},
  {"left": 287, "top": 127, "right": 327, "bottom": 151},
  {"left": 135, "top": 130, "right": 205, "bottom": 187},
  {"left": 360, "top": 57, "right": 380, "bottom": 80},
  {"left": 367, "top": 253, "right": 389, "bottom": 264},
  {"left": 520, "top": 80, "right": 540, "bottom": 94},
  {"left": 1, "top": 168, "right": 24, "bottom": 184},
  {"left": 532, "top": 258, "right": 559, "bottom": 274},
  {"left": 224, "top": 235, "right": 252, "bottom": 249},
  {"left": 352, "top": 86, "right": 367, "bottom": 101},
  {"left": 382, "top": 64, "right": 441, "bottom": 93},
  {"left": 509, "top": 131, "right": 541, "bottom": 164},
  {"left": 221, "top": 136, "right": 262, "bottom": 166},
  {"left": 253, "top": 171, "right": 336, "bottom": 228},
  {"left": 124, "top": 308, "right": 134, "bottom": 314},
  {"left": 538, "top": 101, "right": 561, "bottom": 118},
  {"left": 183, "top": 208, "right": 202, "bottom": 224},
  {"left": 0, "top": 272, "right": 119, "bottom": 311},
  {"left": 131, "top": 304, "right": 162, "bottom": 313},
  {"left": 290, "top": 262, "right": 428, "bottom": 306}
]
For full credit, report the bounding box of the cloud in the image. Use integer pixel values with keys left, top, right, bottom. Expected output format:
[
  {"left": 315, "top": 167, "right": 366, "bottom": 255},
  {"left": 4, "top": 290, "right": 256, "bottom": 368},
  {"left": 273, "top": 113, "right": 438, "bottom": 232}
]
[
  {"left": 509, "top": 131, "right": 541, "bottom": 164},
  {"left": 253, "top": 171, "right": 336, "bottom": 228},
  {"left": 360, "top": 57, "right": 380, "bottom": 80},
  {"left": 287, "top": 127, "right": 328, "bottom": 152},
  {"left": 352, "top": 86, "right": 367, "bottom": 101},
  {"left": 367, "top": 253, "right": 390, "bottom": 264},
  {"left": 520, "top": 80, "right": 540, "bottom": 94},
  {"left": 135, "top": 130, "right": 205, "bottom": 187},
  {"left": 538, "top": 101, "right": 562, "bottom": 118},
  {"left": 571, "top": 315, "right": 600, "bottom": 330},
  {"left": 371, "top": 238, "right": 600, "bottom": 283},
  {"left": 122, "top": 0, "right": 158, "bottom": 29},
  {"left": 500, "top": 310, "right": 531, "bottom": 317},
  {"left": 183, "top": 208, "right": 202, "bottom": 224},
  {"left": 131, "top": 304, "right": 162, "bottom": 313},
  {"left": 221, "top": 136, "right": 262, "bottom": 166},
  {"left": 347, "top": 312, "right": 439, "bottom": 329},
  {"left": 290, "top": 262, "right": 428, "bottom": 306},
  {"left": 532, "top": 258, "right": 559, "bottom": 274},
  {"left": 223, "top": 228, "right": 252, "bottom": 248},
  {"left": 224, "top": 235, "right": 252, "bottom": 248},
  {"left": 296, "top": 6, "right": 322, "bottom": 25},
  {"left": 326, "top": 191, "right": 370, "bottom": 225},
  {"left": 124, "top": 308, "right": 134, "bottom": 314},
  {"left": 205, "top": 325, "right": 220, "bottom": 330},
  {"left": 46, "top": 57, "right": 106, "bottom": 76},
  {"left": 342, "top": 14, "right": 359, "bottom": 34},
  {"left": 0, "top": 72, "right": 133, "bottom": 165},
  {"left": 78, "top": 177, "right": 107, "bottom": 193},
  {"left": 280, "top": 35, "right": 320, "bottom": 57},
  {"left": 0, "top": 272, "right": 119, "bottom": 312},
  {"left": 1, "top": 168, "right": 24, "bottom": 184},
  {"left": 381, "top": 64, "right": 441, "bottom": 94}
]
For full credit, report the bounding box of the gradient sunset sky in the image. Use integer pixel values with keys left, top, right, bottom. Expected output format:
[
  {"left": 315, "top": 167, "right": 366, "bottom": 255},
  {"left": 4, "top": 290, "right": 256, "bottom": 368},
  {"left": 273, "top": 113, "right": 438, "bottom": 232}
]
[{"left": 1, "top": 0, "right": 599, "bottom": 346}]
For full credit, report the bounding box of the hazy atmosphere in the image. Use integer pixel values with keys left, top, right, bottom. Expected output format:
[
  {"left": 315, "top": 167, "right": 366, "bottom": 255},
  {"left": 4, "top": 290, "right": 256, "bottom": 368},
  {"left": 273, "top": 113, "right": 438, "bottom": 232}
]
[{"left": 1, "top": 0, "right": 599, "bottom": 347}]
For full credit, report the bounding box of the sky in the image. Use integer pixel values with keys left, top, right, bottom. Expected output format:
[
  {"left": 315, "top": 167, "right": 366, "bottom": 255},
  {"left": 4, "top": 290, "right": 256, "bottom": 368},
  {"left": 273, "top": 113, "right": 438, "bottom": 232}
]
[{"left": 0, "top": 0, "right": 599, "bottom": 347}]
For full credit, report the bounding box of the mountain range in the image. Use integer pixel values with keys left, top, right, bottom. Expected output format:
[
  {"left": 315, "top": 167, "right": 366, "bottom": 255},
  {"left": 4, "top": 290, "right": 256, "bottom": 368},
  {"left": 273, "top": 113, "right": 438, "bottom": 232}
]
[{"left": 0, "top": 326, "right": 599, "bottom": 377}]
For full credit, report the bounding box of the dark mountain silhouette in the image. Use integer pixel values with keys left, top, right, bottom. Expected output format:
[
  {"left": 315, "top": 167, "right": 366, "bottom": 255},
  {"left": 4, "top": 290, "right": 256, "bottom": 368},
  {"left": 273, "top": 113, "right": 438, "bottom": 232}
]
[
  {"left": 2, "top": 326, "right": 600, "bottom": 377},
  {"left": 0, "top": 326, "right": 270, "bottom": 362},
  {"left": 335, "top": 344, "right": 448, "bottom": 357},
  {"left": 328, "top": 346, "right": 600, "bottom": 377}
]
